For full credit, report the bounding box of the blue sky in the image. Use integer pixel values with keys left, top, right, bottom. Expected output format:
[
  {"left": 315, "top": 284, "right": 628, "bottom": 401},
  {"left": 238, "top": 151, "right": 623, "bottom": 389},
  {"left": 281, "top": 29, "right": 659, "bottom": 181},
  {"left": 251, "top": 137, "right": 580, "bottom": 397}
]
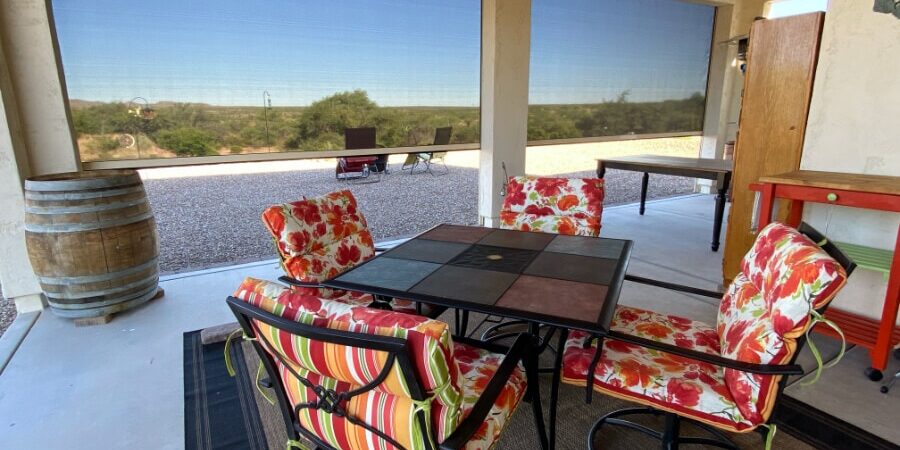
[{"left": 52, "top": 0, "right": 713, "bottom": 107}]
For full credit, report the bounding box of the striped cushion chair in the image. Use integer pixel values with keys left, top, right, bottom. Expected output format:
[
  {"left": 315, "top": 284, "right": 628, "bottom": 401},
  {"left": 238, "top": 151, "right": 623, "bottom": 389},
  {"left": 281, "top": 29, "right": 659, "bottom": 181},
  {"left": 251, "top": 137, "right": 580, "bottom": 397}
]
[
  {"left": 561, "top": 223, "right": 854, "bottom": 449},
  {"left": 262, "top": 190, "right": 433, "bottom": 317},
  {"left": 227, "top": 277, "right": 547, "bottom": 450},
  {"left": 499, "top": 176, "right": 604, "bottom": 237}
]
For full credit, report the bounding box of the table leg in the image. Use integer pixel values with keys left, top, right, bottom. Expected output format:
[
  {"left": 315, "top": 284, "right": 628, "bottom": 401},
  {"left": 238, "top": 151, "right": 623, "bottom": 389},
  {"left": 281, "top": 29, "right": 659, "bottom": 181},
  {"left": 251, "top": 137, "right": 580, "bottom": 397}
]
[
  {"left": 549, "top": 328, "right": 568, "bottom": 450},
  {"left": 639, "top": 172, "right": 649, "bottom": 215},
  {"left": 758, "top": 183, "right": 776, "bottom": 230},
  {"left": 585, "top": 335, "right": 604, "bottom": 404},
  {"left": 870, "top": 226, "right": 900, "bottom": 375},
  {"left": 525, "top": 333, "right": 549, "bottom": 450},
  {"left": 712, "top": 185, "right": 727, "bottom": 252},
  {"left": 787, "top": 200, "right": 804, "bottom": 228}
]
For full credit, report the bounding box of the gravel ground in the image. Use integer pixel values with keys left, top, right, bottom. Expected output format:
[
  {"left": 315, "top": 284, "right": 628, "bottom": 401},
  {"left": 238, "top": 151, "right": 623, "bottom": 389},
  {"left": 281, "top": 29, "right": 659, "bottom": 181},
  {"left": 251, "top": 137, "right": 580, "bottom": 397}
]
[
  {"left": 143, "top": 163, "right": 694, "bottom": 274},
  {"left": 0, "top": 296, "right": 14, "bottom": 337}
]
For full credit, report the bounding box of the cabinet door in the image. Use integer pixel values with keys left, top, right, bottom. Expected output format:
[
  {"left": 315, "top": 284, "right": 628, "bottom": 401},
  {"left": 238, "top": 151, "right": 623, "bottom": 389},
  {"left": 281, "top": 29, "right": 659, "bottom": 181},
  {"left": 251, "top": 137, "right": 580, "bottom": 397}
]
[{"left": 722, "top": 12, "right": 824, "bottom": 282}]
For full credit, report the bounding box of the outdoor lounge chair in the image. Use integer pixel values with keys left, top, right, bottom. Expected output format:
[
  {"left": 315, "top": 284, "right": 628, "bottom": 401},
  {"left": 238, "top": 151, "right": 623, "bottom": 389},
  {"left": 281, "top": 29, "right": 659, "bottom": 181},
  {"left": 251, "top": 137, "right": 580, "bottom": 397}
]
[
  {"left": 227, "top": 277, "right": 548, "bottom": 450},
  {"left": 401, "top": 127, "right": 452, "bottom": 175},
  {"left": 562, "top": 222, "right": 855, "bottom": 449},
  {"left": 336, "top": 127, "right": 388, "bottom": 180},
  {"left": 261, "top": 189, "right": 442, "bottom": 318}
]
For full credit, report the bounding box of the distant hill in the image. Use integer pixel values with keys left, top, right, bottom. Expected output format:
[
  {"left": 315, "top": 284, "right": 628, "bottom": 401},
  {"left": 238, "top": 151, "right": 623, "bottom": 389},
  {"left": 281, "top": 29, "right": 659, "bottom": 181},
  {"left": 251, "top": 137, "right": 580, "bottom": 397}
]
[
  {"left": 68, "top": 99, "right": 106, "bottom": 109},
  {"left": 68, "top": 99, "right": 216, "bottom": 109}
]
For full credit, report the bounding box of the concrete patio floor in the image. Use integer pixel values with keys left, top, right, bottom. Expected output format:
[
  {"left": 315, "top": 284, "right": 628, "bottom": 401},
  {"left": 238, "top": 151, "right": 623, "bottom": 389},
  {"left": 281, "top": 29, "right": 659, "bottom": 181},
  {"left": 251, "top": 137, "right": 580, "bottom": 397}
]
[{"left": 0, "top": 194, "right": 897, "bottom": 449}]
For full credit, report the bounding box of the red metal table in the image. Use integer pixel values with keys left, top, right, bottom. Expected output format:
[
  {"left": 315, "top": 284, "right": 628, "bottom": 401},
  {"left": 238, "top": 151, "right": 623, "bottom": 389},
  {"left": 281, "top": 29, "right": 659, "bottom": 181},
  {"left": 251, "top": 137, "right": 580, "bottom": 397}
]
[{"left": 752, "top": 170, "right": 900, "bottom": 381}]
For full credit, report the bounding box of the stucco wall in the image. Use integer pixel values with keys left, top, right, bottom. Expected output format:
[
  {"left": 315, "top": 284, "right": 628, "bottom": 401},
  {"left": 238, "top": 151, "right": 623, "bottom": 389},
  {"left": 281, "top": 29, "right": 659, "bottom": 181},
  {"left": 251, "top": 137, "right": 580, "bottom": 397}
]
[
  {"left": 800, "top": 0, "right": 900, "bottom": 321},
  {"left": 0, "top": 42, "right": 43, "bottom": 308}
]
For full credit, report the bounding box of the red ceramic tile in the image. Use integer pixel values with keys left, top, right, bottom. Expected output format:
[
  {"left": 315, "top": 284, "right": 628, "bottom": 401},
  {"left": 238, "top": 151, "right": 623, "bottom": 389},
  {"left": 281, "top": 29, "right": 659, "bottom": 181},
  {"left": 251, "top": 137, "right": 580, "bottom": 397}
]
[{"left": 495, "top": 275, "right": 608, "bottom": 323}]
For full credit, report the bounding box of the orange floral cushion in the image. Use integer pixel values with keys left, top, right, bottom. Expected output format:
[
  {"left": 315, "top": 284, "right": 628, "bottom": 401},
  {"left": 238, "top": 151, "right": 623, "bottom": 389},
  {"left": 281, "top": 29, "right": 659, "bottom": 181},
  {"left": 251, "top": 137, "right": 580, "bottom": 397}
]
[
  {"left": 454, "top": 342, "right": 527, "bottom": 450},
  {"left": 718, "top": 223, "right": 848, "bottom": 424},
  {"left": 611, "top": 306, "right": 720, "bottom": 355},
  {"left": 261, "top": 190, "right": 421, "bottom": 313},
  {"left": 563, "top": 330, "right": 753, "bottom": 432},
  {"left": 563, "top": 224, "right": 849, "bottom": 433},
  {"left": 563, "top": 306, "right": 741, "bottom": 431},
  {"left": 499, "top": 176, "right": 603, "bottom": 236},
  {"left": 261, "top": 190, "right": 376, "bottom": 283}
]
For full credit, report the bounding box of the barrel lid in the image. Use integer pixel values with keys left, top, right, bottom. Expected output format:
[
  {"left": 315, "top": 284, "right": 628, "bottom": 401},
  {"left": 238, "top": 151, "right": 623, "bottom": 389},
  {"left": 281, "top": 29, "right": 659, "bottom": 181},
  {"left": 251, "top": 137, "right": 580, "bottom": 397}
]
[{"left": 25, "top": 170, "right": 141, "bottom": 192}]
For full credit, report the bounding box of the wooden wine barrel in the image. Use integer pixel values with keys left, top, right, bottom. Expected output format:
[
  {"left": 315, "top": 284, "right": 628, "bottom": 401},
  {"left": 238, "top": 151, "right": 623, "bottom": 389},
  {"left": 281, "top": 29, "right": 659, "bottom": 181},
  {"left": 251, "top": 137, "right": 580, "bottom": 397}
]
[{"left": 24, "top": 170, "right": 160, "bottom": 319}]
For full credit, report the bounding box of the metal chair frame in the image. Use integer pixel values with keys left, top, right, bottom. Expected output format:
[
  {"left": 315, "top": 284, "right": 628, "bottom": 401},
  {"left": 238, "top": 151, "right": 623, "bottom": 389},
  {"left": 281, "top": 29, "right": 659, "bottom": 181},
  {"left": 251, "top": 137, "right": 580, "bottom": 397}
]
[
  {"left": 227, "top": 297, "right": 549, "bottom": 450},
  {"left": 402, "top": 127, "right": 451, "bottom": 176},
  {"left": 583, "top": 222, "right": 857, "bottom": 449}
]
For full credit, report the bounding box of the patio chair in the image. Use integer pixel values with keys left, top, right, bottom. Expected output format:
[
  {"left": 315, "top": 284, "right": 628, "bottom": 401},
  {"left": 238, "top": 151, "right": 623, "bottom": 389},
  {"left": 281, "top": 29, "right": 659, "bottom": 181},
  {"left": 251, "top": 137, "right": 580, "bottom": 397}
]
[
  {"left": 480, "top": 176, "right": 604, "bottom": 341},
  {"left": 336, "top": 127, "right": 388, "bottom": 180},
  {"left": 498, "top": 175, "right": 604, "bottom": 236},
  {"left": 562, "top": 222, "right": 856, "bottom": 449},
  {"left": 401, "top": 127, "right": 452, "bottom": 175},
  {"left": 261, "top": 189, "right": 443, "bottom": 318},
  {"left": 226, "top": 277, "right": 548, "bottom": 450}
]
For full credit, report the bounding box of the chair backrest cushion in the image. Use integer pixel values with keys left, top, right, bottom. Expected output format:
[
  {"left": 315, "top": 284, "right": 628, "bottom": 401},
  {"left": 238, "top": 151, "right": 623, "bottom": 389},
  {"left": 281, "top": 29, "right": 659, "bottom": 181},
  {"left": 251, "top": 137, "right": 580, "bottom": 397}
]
[
  {"left": 345, "top": 127, "right": 377, "bottom": 150},
  {"left": 233, "top": 277, "right": 463, "bottom": 449},
  {"left": 261, "top": 190, "right": 376, "bottom": 283},
  {"left": 499, "top": 176, "right": 604, "bottom": 236},
  {"left": 433, "top": 127, "right": 452, "bottom": 145},
  {"left": 717, "top": 222, "right": 847, "bottom": 424}
]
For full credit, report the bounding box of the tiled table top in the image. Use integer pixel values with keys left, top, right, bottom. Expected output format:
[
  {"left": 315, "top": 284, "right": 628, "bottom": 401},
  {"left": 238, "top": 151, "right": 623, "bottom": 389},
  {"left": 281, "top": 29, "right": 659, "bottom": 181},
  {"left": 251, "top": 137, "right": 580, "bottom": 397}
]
[{"left": 324, "top": 224, "right": 633, "bottom": 334}]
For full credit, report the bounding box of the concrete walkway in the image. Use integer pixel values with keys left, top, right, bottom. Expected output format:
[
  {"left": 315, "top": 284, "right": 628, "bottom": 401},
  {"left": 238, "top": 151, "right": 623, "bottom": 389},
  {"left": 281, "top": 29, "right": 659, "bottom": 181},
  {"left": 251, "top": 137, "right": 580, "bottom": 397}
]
[{"left": 0, "top": 195, "right": 897, "bottom": 449}]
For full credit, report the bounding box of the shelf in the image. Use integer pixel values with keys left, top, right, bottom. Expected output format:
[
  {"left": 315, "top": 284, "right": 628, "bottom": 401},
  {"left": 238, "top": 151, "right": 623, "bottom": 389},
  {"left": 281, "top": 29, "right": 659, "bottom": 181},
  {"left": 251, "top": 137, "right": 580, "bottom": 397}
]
[{"left": 835, "top": 241, "right": 893, "bottom": 279}]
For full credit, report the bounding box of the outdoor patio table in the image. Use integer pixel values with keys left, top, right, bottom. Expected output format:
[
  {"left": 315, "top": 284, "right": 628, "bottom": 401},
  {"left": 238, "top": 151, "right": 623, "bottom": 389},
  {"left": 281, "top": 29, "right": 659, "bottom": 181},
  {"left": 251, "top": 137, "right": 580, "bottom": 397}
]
[
  {"left": 597, "top": 154, "right": 733, "bottom": 251},
  {"left": 322, "top": 224, "right": 633, "bottom": 450}
]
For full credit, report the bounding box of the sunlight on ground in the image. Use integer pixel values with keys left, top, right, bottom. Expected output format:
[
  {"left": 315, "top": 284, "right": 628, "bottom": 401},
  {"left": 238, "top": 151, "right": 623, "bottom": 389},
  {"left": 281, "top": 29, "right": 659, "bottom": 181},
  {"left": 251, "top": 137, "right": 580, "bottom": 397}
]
[{"left": 139, "top": 137, "right": 700, "bottom": 180}]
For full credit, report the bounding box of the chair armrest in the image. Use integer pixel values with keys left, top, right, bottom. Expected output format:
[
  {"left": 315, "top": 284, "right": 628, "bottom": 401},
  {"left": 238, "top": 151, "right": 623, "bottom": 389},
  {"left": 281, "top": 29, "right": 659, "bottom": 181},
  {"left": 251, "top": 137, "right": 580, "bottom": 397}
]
[
  {"left": 606, "top": 330, "right": 804, "bottom": 376},
  {"left": 277, "top": 276, "right": 326, "bottom": 289},
  {"left": 439, "top": 333, "right": 530, "bottom": 450},
  {"left": 625, "top": 274, "right": 724, "bottom": 299}
]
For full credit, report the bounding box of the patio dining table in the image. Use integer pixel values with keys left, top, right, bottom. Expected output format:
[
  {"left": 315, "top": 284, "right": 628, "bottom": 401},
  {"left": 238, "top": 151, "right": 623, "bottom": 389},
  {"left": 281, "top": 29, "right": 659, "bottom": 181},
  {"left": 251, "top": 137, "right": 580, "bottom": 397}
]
[
  {"left": 597, "top": 154, "right": 733, "bottom": 251},
  {"left": 322, "top": 224, "right": 633, "bottom": 449}
]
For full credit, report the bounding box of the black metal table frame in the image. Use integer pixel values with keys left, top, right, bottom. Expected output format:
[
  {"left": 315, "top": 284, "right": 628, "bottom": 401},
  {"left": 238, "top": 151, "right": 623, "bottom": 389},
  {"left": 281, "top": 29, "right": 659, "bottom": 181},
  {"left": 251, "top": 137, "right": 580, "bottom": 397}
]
[
  {"left": 598, "top": 160, "right": 732, "bottom": 252},
  {"left": 322, "top": 225, "right": 633, "bottom": 450}
]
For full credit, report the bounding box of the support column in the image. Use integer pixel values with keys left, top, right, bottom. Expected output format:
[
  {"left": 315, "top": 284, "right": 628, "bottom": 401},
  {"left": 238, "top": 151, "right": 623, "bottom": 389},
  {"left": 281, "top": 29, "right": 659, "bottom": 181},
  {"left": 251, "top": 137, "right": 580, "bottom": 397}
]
[
  {"left": 0, "top": 40, "right": 43, "bottom": 313},
  {"left": 479, "top": 0, "right": 531, "bottom": 226},
  {"left": 0, "top": 0, "right": 80, "bottom": 176},
  {"left": 0, "top": 0, "right": 81, "bottom": 312},
  {"left": 698, "top": 5, "right": 735, "bottom": 194}
]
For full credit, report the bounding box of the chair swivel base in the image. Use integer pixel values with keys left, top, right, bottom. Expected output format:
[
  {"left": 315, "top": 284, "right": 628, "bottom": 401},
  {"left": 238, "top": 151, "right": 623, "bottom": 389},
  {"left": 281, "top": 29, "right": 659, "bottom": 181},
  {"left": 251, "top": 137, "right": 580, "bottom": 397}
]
[{"left": 587, "top": 407, "right": 739, "bottom": 450}]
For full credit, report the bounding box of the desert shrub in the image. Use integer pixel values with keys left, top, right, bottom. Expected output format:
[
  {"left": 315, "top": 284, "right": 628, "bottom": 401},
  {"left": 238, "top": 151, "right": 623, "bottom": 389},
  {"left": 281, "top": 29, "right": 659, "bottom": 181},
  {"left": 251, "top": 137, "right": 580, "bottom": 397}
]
[{"left": 154, "top": 128, "right": 217, "bottom": 157}]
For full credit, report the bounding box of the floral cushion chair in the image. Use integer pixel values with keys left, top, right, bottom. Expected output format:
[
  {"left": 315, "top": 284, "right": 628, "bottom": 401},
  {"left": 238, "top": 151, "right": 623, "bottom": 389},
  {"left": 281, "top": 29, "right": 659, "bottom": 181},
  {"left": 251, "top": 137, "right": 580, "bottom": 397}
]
[
  {"left": 562, "top": 222, "right": 854, "bottom": 449},
  {"left": 499, "top": 176, "right": 604, "bottom": 237},
  {"left": 227, "top": 277, "right": 547, "bottom": 450},
  {"left": 262, "top": 190, "right": 435, "bottom": 317},
  {"left": 480, "top": 176, "right": 605, "bottom": 340}
]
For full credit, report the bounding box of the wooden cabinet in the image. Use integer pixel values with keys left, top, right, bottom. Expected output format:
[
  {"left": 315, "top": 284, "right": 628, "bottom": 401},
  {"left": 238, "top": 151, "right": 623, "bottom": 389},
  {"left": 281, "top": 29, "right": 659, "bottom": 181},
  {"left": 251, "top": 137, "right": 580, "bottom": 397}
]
[{"left": 722, "top": 12, "right": 825, "bottom": 282}]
